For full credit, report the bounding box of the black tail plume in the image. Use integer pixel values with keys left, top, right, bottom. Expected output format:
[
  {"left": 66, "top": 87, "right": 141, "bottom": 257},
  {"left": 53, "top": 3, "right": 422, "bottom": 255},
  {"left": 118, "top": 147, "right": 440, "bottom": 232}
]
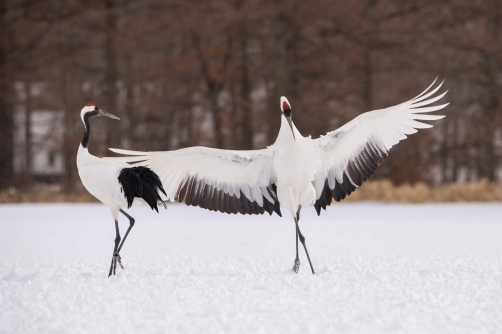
[{"left": 118, "top": 166, "right": 167, "bottom": 212}]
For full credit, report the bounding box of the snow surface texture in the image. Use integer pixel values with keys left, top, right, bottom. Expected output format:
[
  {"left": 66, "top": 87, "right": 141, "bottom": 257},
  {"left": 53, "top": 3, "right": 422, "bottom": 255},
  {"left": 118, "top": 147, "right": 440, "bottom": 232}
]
[{"left": 1, "top": 203, "right": 502, "bottom": 334}]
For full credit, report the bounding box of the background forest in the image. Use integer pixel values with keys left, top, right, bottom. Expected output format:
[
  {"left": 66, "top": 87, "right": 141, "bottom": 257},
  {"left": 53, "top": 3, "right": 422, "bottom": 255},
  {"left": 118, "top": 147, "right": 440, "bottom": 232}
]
[{"left": 0, "top": 0, "right": 501, "bottom": 196}]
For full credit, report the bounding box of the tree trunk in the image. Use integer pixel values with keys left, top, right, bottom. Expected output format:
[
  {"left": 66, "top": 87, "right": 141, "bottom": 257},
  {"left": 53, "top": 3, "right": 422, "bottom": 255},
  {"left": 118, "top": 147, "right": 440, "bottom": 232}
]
[
  {"left": 451, "top": 117, "right": 458, "bottom": 181},
  {"left": 291, "top": 18, "right": 301, "bottom": 97},
  {"left": 0, "top": 0, "right": 13, "bottom": 190},
  {"left": 61, "top": 73, "right": 76, "bottom": 193},
  {"left": 238, "top": 19, "right": 252, "bottom": 149},
  {"left": 362, "top": 0, "right": 375, "bottom": 112},
  {"left": 104, "top": 0, "right": 119, "bottom": 150},
  {"left": 268, "top": 14, "right": 287, "bottom": 143},
  {"left": 23, "top": 78, "right": 33, "bottom": 188},
  {"left": 191, "top": 31, "right": 227, "bottom": 149},
  {"left": 123, "top": 78, "right": 133, "bottom": 149},
  {"left": 485, "top": 0, "right": 500, "bottom": 181},
  {"left": 230, "top": 82, "right": 239, "bottom": 150}
]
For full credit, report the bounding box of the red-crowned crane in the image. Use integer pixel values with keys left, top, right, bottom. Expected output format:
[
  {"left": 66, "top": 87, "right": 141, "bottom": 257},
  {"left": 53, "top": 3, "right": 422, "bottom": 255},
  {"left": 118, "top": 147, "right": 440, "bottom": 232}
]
[
  {"left": 108, "top": 79, "right": 448, "bottom": 274},
  {"left": 77, "top": 104, "right": 167, "bottom": 277}
]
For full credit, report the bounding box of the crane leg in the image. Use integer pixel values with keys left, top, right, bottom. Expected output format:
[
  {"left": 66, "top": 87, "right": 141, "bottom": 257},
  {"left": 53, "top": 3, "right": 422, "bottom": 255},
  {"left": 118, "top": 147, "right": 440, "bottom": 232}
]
[
  {"left": 293, "top": 206, "right": 315, "bottom": 274},
  {"left": 108, "top": 210, "right": 135, "bottom": 277},
  {"left": 117, "top": 209, "right": 136, "bottom": 255},
  {"left": 292, "top": 206, "right": 301, "bottom": 273},
  {"left": 108, "top": 219, "right": 123, "bottom": 277}
]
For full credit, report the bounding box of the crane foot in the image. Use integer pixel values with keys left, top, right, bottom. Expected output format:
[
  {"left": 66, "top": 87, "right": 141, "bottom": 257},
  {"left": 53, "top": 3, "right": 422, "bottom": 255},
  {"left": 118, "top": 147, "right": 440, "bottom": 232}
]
[
  {"left": 292, "top": 257, "right": 300, "bottom": 273},
  {"left": 108, "top": 253, "right": 125, "bottom": 277}
]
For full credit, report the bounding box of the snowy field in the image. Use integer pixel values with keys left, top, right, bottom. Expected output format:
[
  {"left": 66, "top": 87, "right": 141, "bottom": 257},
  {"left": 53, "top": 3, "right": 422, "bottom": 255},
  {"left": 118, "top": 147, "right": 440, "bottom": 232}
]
[{"left": 1, "top": 203, "right": 501, "bottom": 334}]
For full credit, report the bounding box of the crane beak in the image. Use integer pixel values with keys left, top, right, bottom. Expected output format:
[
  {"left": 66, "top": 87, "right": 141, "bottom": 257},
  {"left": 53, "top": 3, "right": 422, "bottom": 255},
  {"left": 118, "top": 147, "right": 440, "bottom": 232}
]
[
  {"left": 99, "top": 109, "right": 120, "bottom": 120},
  {"left": 286, "top": 116, "right": 296, "bottom": 141}
]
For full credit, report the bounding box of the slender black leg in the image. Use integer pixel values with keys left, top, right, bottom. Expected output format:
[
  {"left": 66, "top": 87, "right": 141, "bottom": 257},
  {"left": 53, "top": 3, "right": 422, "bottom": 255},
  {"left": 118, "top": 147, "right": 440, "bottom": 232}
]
[
  {"left": 108, "top": 220, "right": 121, "bottom": 277},
  {"left": 294, "top": 206, "right": 315, "bottom": 274},
  {"left": 109, "top": 209, "right": 136, "bottom": 275},
  {"left": 292, "top": 206, "right": 301, "bottom": 273},
  {"left": 296, "top": 221, "right": 315, "bottom": 274},
  {"left": 117, "top": 209, "right": 136, "bottom": 254},
  {"left": 108, "top": 210, "right": 135, "bottom": 277}
]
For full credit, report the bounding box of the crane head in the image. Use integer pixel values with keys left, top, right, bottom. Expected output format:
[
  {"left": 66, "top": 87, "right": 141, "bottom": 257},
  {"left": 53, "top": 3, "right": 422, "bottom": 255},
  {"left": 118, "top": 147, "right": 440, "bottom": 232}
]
[
  {"left": 280, "top": 96, "right": 292, "bottom": 117},
  {"left": 280, "top": 96, "right": 295, "bottom": 140},
  {"left": 80, "top": 104, "right": 120, "bottom": 127}
]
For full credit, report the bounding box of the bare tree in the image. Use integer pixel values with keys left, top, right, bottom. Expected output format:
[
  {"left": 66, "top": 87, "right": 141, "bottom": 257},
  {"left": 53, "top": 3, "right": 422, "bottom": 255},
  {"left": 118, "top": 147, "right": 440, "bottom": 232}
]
[
  {"left": 2, "top": 0, "right": 501, "bottom": 192},
  {"left": 0, "top": 0, "right": 13, "bottom": 190}
]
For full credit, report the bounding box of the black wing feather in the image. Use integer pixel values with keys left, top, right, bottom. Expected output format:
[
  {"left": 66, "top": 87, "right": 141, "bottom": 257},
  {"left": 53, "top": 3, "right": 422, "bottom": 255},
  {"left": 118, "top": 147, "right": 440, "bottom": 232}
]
[
  {"left": 118, "top": 166, "right": 167, "bottom": 212},
  {"left": 174, "top": 176, "right": 282, "bottom": 216},
  {"left": 314, "top": 142, "right": 387, "bottom": 216}
]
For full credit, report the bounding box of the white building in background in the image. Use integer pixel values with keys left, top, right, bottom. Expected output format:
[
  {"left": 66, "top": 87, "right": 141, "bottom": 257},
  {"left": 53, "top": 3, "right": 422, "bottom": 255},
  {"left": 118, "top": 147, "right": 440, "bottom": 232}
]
[{"left": 13, "top": 107, "right": 64, "bottom": 184}]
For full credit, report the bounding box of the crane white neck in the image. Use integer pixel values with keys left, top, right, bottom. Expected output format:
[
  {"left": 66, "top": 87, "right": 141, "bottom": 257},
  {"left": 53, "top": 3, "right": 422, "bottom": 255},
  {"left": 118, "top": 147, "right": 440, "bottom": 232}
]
[{"left": 275, "top": 115, "right": 300, "bottom": 145}]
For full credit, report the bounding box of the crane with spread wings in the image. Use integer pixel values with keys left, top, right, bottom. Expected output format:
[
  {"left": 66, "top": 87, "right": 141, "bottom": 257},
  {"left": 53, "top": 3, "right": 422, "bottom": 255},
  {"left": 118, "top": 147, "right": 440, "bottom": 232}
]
[{"left": 107, "top": 79, "right": 448, "bottom": 274}]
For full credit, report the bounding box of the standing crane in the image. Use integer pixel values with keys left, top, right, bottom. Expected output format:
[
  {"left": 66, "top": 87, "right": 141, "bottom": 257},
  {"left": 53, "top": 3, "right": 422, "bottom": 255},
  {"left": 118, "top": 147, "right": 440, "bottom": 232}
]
[
  {"left": 77, "top": 104, "right": 167, "bottom": 277},
  {"left": 108, "top": 79, "right": 448, "bottom": 274}
]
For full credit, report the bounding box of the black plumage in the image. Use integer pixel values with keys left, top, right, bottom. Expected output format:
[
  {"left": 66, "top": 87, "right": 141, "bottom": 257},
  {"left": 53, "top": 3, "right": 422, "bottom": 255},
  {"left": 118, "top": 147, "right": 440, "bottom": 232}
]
[
  {"left": 118, "top": 166, "right": 167, "bottom": 212},
  {"left": 174, "top": 176, "right": 282, "bottom": 217},
  {"left": 314, "top": 142, "right": 388, "bottom": 216}
]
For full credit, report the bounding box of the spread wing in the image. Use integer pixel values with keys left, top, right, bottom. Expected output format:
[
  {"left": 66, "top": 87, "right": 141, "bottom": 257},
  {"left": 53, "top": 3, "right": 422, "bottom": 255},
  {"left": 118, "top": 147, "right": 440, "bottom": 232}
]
[
  {"left": 313, "top": 79, "right": 448, "bottom": 215},
  {"left": 105, "top": 146, "right": 282, "bottom": 216}
]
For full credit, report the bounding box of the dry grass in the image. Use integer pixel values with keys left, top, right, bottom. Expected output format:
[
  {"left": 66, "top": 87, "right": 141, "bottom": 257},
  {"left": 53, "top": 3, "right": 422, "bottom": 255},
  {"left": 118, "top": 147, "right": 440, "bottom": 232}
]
[
  {"left": 0, "top": 179, "right": 501, "bottom": 204},
  {"left": 0, "top": 187, "right": 97, "bottom": 204},
  {"left": 345, "top": 179, "right": 502, "bottom": 203}
]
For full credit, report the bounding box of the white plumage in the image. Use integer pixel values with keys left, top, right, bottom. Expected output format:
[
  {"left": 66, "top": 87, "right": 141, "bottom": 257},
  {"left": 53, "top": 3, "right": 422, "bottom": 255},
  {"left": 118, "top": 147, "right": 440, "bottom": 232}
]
[
  {"left": 77, "top": 104, "right": 167, "bottom": 277},
  {"left": 78, "top": 145, "right": 132, "bottom": 212},
  {"left": 108, "top": 79, "right": 448, "bottom": 274}
]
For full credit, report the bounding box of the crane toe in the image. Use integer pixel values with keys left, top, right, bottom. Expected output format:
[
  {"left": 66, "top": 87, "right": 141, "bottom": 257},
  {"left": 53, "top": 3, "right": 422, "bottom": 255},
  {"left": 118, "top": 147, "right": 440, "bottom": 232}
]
[
  {"left": 108, "top": 253, "right": 125, "bottom": 277},
  {"left": 292, "top": 257, "right": 300, "bottom": 273}
]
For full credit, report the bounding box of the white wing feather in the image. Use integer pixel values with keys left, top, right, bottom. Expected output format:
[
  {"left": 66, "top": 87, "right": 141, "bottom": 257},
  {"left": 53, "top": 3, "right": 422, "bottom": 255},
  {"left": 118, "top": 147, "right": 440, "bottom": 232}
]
[
  {"left": 313, "top": 79, "right": 448, "bottom": 211},
  {"left": 107, "top": 146, "right": 277, "bottom": 206}
]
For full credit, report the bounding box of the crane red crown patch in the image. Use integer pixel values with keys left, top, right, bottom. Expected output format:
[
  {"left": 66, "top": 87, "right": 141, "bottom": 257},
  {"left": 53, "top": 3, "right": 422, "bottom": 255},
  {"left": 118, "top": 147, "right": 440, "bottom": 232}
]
[
  {"left": 282, "top": 101, "right": 291, "bottom": 111},
  {"left": 86, "top": 103, "right": 95, "bottom": 107}
]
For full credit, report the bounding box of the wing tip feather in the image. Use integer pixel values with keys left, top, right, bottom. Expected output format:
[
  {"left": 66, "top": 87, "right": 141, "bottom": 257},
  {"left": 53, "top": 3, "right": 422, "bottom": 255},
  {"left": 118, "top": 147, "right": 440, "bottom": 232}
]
[{"left": 411, "top": 76, "right": 439, "bottom": 101}]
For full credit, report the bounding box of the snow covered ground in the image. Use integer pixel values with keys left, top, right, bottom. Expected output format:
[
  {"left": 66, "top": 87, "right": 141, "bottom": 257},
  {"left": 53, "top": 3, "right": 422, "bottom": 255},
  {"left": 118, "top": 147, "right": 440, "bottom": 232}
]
[{"left": 1, "top": 202, "right": 501, "bottom": 333}]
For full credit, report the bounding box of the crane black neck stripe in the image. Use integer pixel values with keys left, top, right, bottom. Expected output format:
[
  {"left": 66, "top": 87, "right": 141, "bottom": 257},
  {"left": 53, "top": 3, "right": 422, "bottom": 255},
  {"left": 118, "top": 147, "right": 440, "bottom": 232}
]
[
  {"left": 81, "top": 110, "right": 99, "bottom": 148},
  {"left": 283, "top": 109, "right": 291, "bottom": 118}
]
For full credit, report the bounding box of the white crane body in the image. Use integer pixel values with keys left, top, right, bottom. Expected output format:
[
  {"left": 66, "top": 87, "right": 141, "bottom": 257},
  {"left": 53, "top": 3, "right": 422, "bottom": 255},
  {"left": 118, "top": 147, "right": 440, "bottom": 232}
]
[
  {"left": 78, "top": 146, "right": 127, "bottom": 217},
  {"left": 272, "top": 116, "right": 318, "bottom": 218},
  {"left": 76, "top": 104, "right": 166, "bottom": 276}
]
